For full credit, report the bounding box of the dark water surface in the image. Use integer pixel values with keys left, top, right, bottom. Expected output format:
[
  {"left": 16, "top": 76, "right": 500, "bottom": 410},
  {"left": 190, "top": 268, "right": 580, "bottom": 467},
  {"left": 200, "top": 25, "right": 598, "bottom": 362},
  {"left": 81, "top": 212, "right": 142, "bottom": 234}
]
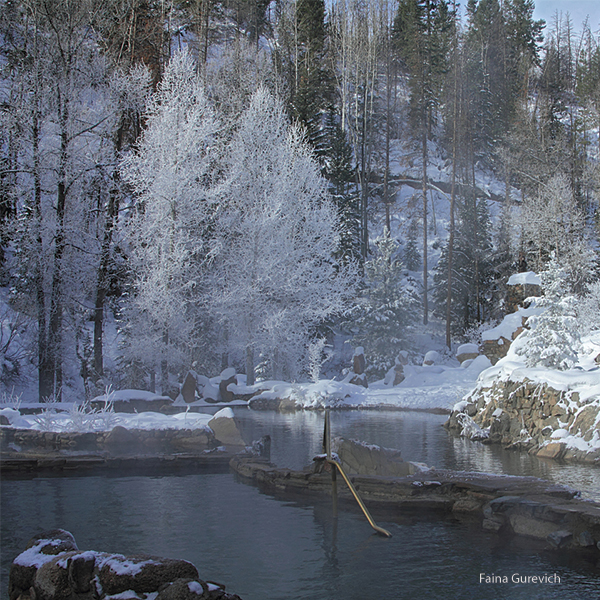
[{"left": 2, "top": 409, "right": 600, "bottom": 600}]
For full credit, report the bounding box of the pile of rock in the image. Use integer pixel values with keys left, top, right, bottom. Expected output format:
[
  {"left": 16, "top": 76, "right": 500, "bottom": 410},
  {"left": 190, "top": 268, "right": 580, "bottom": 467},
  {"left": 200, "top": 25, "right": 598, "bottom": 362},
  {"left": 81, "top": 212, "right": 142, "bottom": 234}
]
[{"left": 9, "top": 530, "right": 242, "bottom": 600}]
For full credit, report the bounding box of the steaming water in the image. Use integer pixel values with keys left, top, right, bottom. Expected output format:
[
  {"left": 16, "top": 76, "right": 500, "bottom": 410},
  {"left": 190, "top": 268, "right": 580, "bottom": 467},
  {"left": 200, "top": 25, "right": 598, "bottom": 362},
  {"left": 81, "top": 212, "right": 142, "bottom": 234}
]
[{"left": 2, "top": 409, "right": 600, "bottom": 600}]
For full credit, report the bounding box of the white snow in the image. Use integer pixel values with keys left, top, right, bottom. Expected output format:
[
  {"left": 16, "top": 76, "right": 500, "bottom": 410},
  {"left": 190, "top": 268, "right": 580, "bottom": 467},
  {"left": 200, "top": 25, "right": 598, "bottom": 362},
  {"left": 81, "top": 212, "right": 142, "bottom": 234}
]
[
  {"left": 457, "top": 343, "right": 478, "bottom": 356},
  {"left": 14, "top": 540, "right": 64, "bottom": 568},
  {"left": 212, "top": 407, "right": 234, "bottom": 420},
  {"left": 98, "top": 554, "right": 157, "bottom": 576},
  {"left": 91, "top": 390, "right": 170, "bottom": 403},
  {"left": 1, "top": 407, "right": 213, "bottom": 433},
  {"left": 187, "top": 581, "right": 204, "bottom": 595},
  {"left": 507, "top": 272, "right": 541, "bottom": 286},
  {"left": 481, "top": 304, "right": 542, "bottom": 342}
]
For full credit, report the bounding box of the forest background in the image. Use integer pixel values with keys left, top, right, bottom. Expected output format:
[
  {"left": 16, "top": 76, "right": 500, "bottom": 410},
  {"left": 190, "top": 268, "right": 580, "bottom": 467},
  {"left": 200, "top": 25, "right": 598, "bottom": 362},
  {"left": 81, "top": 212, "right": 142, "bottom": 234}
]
[{"left": 0, "top": 0, "right": 599, "bottom": 402}]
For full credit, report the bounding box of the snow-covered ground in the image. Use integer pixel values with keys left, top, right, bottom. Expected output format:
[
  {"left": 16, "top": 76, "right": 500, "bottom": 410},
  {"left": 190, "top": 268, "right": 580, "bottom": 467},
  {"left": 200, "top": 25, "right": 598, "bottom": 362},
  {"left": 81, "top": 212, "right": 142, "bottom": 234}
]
[
  {"left": 246, "top": 355, "right": 492, "bottom": 411},
  {"left": 0, "top": 356, "right": 493, "bottom": 435},
  {"left": 0, "top": 403, "right": 214, "bottom": 433}
]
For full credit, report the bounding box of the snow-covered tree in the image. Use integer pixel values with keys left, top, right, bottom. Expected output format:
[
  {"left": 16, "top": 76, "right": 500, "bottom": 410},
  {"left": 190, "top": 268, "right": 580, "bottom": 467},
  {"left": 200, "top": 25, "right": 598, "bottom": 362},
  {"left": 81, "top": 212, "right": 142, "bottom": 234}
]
[
  {"left": 512, "top": 254, "right": 581, "bottom": 370},
  {"left": 5, "top": 0, "right": 121, "bottom": 400},
  {"left": 120, "top": 51, "right": 220, "bottom": 390},
  {"left": 211, "top": 87, "right": 357, "bottom": 384},
  {"left": 518, "top": 174, "right": 594, "bottom": 291},
  {"left": 351, "top": 228, "right": 420, "bottom": 378},
  {"left": 577, "top": 280, "right": 600, "bottom": 335}
]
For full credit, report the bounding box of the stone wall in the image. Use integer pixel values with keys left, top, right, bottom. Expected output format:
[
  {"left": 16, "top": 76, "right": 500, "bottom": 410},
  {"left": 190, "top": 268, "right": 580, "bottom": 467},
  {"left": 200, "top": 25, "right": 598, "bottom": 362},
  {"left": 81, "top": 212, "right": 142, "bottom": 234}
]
[
  {"left": 505, "top": 282, "right": 541, "bottom": 313},
  {"left": 0, "top": 426, "right": 217, "bottom": 455},
  {"left": 446, "top": 379, "right": 600, "bottom": 464}
]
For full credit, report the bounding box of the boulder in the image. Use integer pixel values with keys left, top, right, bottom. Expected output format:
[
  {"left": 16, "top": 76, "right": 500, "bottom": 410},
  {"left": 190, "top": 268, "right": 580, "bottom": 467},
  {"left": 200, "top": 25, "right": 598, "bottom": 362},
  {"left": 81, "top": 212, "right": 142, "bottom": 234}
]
[
  {"left": 349, "top": 373, "right": 368, "bottom": 388},
  {"left": 9, "top": 532, "right": 243, "bottom": 600},
  {"left": 456, "top": 343, "right": 479, "bottom": 364},
  {"left": 157, "top": 578, "right": 242, "bottom": 600},
  {"left": 208, "top": 409, "right": 245, "bottom": 447},
  {"left": 218, "top": 369, "right": 237, "bottom": 403},
  {"left": 423, "top": 351, "right": 440, "bottom": 366},
  {"left": 331, "top": 437, "right": 420, "bottom": 477},
  {"left": 352, "top": 348, "right": 366, "bottom": 375},
  {"left": 104, "top": 425, "right": 136, "bottom": 448},
  {"left": 98, "top": 554, "right": 199, "bottom": 596},
  {"left": 9, "top": 531, "right": 79, "bottom": 600},
  {"left": 181, "top": 372, "right": 199, "bottom": 404},
  {"left": 33, "top": 552, "right": 79, "bottom": 600}
]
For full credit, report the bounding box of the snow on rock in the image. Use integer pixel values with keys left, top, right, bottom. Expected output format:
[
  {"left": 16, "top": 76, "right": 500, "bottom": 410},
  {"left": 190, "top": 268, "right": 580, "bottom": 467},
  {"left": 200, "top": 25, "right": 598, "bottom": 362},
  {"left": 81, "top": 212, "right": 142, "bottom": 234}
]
[
  {"left": 507, "top": 271, "right": 541, "bottom": 286},
  {"left": 7, "top": 530, "right": 242, "bottom": 600},
  {"left": 481, "top": 304, "right": 541, "bottom": 342},
  {"left": 457, "top": 343, "right": 478, "bottom": 356},
  {"left": 220, "top": 367, "right": 236, "bottom": 380},
  {"left": 423, "top": 351, "right": 440, "bottom": 365},
  {"left": 450, "top": 329, "right": 600, "bottom": 463},
  {"left": 212, "top": 407, "right": 234, "bottom": 420}
]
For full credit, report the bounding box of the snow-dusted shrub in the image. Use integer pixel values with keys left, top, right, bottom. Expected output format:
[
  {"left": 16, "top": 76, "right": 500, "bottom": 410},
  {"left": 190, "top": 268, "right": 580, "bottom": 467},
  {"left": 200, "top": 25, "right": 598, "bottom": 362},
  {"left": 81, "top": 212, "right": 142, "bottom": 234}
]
[{"left": 512, "top": 254, "right": 580, "bottom": 370}]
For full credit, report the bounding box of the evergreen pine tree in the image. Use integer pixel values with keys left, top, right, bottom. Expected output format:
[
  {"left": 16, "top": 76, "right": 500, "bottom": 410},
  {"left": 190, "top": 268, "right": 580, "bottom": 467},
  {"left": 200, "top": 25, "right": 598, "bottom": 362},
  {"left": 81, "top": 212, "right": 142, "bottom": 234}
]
[
  {"left": 352, "top": 228, "right": 420, "bottom": 378},
  {"left": 403, "top": 215, "right": 421, "bottom": 271},
  {"left": 433, "top": 194, "right": 493, "bottom": 335}
]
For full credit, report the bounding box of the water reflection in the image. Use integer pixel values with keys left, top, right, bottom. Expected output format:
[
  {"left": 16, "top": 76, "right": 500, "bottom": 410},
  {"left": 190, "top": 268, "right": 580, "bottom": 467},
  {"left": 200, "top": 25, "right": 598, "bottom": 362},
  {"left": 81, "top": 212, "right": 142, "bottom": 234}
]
[
  {"left": 232, "top": 408, "right": 600, "bottom": 501},
  {"left": 3, "top": 473, "right": 599, "bottom": 600}
]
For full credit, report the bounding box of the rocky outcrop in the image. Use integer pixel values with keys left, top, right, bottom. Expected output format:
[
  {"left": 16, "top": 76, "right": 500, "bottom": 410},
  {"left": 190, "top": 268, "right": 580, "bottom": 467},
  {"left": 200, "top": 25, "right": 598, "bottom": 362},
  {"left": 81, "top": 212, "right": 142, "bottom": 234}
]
[
  {"left": 9, "top": 530, "right": 242, "bottom": 600},
  {"left": 445, "top": 378, "right": 600, "bottom": 464}
]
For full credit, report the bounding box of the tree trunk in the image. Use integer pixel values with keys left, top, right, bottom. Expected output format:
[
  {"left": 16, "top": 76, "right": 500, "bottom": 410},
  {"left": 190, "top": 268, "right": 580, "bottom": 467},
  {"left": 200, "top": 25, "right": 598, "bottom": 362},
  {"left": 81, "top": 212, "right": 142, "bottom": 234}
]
[
  {"left": 245, "top": 345, "right": 255, "bottom": 386},
  {"left": 422, "top": 124, "right": 428, "bottom": 325}
]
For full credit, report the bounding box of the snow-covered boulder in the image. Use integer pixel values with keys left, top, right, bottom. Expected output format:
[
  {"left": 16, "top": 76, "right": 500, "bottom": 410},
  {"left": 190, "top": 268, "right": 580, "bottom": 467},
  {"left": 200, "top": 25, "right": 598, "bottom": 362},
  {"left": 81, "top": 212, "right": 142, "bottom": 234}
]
[
  {"left": 506, "top": 271, "right": 541, "bottom": 313},
  {"left": 9, "top": 530, "right": 242, "bottom": 600},
  {"left": 456, "top": 343, "right": 479, "bottom": 364},
  {"left": 423, "top": 350, "right": 440, "bottom": 366},
  {"left": 207, "top": 408, "right": 245, "bottom": 447}
]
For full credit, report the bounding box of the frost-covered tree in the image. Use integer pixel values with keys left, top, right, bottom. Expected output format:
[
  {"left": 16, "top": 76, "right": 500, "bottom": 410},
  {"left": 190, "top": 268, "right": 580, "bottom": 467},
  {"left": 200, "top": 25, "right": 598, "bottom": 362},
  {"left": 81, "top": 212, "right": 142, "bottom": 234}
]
[
  {"left": 4, "top": 0, "right": 121, "bottom": 400},
  {"left": 513, "top": 254, "right": 581, "bottom": 370},
  {"left": 518, "top": 174, "right": 594, "bottom": 291},
  {"left": 577, "top": 281, "right": 600, "bottom": 335},
  {"left": 351, "top": 228, "right": 420, "bottom": 378},
  {"left": 211, "top": 87, "right": 357, "bottom": 384},
  {"left": 120, "top": 51, "right": 220, "bottom": 390}
]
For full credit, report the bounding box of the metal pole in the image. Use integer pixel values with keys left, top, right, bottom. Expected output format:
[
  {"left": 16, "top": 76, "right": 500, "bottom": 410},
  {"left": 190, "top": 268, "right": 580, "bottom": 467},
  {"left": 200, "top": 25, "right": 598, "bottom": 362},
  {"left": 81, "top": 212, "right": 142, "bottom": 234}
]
[{"left": 327, "top": 459, "right": 392, "bottom": 538}]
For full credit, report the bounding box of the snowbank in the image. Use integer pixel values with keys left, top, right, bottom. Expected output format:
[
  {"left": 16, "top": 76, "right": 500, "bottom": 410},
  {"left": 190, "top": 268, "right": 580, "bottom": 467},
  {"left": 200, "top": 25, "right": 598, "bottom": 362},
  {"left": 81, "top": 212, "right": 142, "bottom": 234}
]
[{"left": 0, "top": 406, "right": 212, "bottom": 433}]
